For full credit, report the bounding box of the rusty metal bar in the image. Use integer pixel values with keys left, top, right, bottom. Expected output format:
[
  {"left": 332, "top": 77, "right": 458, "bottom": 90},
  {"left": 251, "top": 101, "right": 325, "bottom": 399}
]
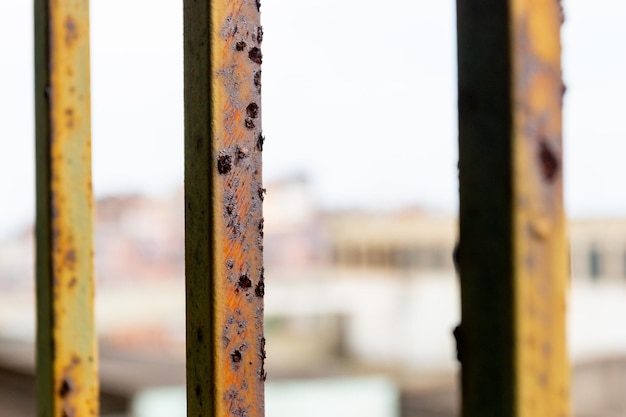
[
  {"left": 184, "top": 1, "right": 264, "bottom": 416},
  {"left": 34, "top": 0, "right": 97, "bottom": 416},
  {"left": 456, "top": 1, "right": 569, "bottom": 416}
]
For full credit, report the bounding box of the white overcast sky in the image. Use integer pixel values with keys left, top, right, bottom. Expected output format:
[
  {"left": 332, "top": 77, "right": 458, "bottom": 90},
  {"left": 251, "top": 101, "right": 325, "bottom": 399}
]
[{"left": 0, "top": 0, "right": 625, "bottom": 238}]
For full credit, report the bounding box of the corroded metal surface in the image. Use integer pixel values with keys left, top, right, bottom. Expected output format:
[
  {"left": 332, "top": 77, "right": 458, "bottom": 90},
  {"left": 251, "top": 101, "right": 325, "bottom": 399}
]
[
  {"left": 457, "top": 0, "right": 568, "bottom": 416},
  {"left": 184, "top": 0, "right": 264, "bottom": 416},
  {"left": 512, "top": 1, "right": 569, "bottom": 416},
  {"left": 34, "top": 1, "right": 98, "bottom": 416}
]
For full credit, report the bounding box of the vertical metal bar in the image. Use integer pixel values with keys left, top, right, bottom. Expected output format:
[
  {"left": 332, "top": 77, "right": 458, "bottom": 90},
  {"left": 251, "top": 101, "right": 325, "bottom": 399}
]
[
  {"left": 34, "top": 1, "right": 97, "bottom": 416},
  {"left": 184, "top": 0, "right": 264, "bottom": 416},
  {"left": 456, "top": 1, "right": 569, "bottom": 416}
]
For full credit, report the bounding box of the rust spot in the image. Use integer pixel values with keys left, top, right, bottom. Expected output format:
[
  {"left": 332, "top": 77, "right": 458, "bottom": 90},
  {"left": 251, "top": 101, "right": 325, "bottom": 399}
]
[
  {"left": 257, "top": 26, "right": 263, "bottom": 44},
  {"left": 255, "top": 273, "right": 265, "bottom": 298},
  {"left": 538, "top": 140, "right": 559, "bottom": 182},
  {"left": 259, "top": 337, "right": 266, "bottom": 359},
  {"left": 231, "top": 349, "right": 242, "bottom": 363},
  {"left": 248, "top": 47, "right": 262, "bottom": 64},
  {"left": 233, "top": 406, "right": 251, "bottom": 417},
  {"left": 258, "top": 336, "right": 267, "bottom": 381},
  {"left": 255, "top": 0, "right": 261, "bottom": 12},
  {"left": 558, "top": 1, "right": 565, "bottom": 24},
  {"left": 537, "top": 373, "right": 548, "bottom": 386},
  {"left": 68, "top": 277, "right": 77, "bottom": 289},
  {"left": 236, "top": 319, "right": 248, "bottom": 335},
  {"left": 65, "top": 16, "right": 78, "bottom": 46},
  {"left": 245, "top": 118, "right": 255, "bottom": 130},
  {"left": 238, "top": 274, "right": 252, "bottom": 289},
  {"left": 217, "top": 153, "right": 233, "bottom": 175},
  {"left": 223, "top": 316, "right": 235, "bottom": 348},
  {"left": 51, "top": 203, "right": 60, "bottom": 219},
  {"left": 258, "top": 218, "right": 264, "bottom": 237},
  {"left": 256, "top": 133, "right": 265, "bottom": 151},
  {"left": 226, "top": 258, "right": 235, "bottom": 269},
  {"left": 224, "top": 190, "right": 237, "bottom": 216},
  {"left": 227, "top": 217, "right": 243, "bottom": 240},
  {"left": 64, "top": 249, "right": 76, "bottom": 266},
  {"left": 253, "top": 71, "right": 261, "bottom": 92},
  {"left": 258, "top": 187, "right": 266, "bottom": 201},
  {"left": 237, "top": 145, "right": 249, "bottom": 160},
  {"left": 236, "top": 41, "right": 246, "bottom": 51},
  {"left": 246, "top": 103, "right": 259, "bottom": 119},
  {"left": 65, "top": 108, "right": 74, "bottom": 128},
  {"left": 59, "top": 378, "right": 72, "bottom": 398},
  {"left": 225, "top": 388, "right": 239, "bottom": 401}
]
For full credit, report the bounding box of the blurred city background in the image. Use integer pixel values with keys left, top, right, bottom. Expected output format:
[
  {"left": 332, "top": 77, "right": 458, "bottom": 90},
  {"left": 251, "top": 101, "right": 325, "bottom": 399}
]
[{"left": 2, "top": 0, "right": 626, "bottom": 416}]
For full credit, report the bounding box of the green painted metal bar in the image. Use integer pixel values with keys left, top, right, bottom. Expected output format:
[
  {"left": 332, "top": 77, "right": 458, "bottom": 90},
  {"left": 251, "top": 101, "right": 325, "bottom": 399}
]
[
  {"left": 456, "top": 1, "right": 569, "bottom": 416},
  {"left": 184, "top": 1, "right": 265, "bottom": 416},
  {"left": 34, "top": 0, "right": 98, "bottom": 416}
]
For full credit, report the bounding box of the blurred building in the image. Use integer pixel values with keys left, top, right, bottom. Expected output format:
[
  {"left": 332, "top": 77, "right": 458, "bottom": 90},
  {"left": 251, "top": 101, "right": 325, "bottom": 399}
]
[
  {"left": 3, "top": 178, "right": 626, "bottom": 415},
  {"left": 0, "top": 228, "right": 33, "bottom": 292},
  {"left": 327, "top": 210, "right": 455, "bottom": 275},
  {"left": 96, "top": 191, "right": 185, "bottom": 285},
  {"left": 570, "top": 219, "right": 626, "bottom": 281},
  {"left": 4, "top": 177, "right": 626, "bottom": 290},
  {"left": 263, "top": 175, "right": 329, "bottom": 270}
]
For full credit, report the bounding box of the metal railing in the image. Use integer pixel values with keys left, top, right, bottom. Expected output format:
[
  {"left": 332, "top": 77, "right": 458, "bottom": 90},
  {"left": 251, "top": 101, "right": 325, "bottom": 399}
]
[
  {"left": 457, "top": 2, "right": 568, "bottom": 416},
  {"left": 32, "top": 1, "right": 568, "bottom": 416}
]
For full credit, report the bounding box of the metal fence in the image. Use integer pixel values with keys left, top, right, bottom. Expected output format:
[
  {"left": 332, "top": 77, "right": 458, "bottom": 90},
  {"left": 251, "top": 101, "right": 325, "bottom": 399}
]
[{"left": 32, "top": 1, "right": 567, "bottom": 416}]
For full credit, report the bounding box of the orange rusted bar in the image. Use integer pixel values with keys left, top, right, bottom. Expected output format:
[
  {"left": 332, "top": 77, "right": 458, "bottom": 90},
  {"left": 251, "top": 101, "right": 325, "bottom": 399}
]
[
  {"left": 184, "top": 0, "right": 264, "bottom": 416},
  {"left": 34, "top": 0, "right": 98, "bottom": 416},
  {"left": 456, "top": 0, "right": 569, "bottom": 416}
]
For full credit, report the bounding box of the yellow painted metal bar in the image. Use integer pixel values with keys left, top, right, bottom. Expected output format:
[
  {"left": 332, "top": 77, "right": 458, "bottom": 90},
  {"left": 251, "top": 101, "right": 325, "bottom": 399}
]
[
  {"left": 512, "top": 1, "right": 569, "bottom": 416},
  {"left": 34, "top": 1, "right": 98, "bottom": 416},
  {"left": 184, "top": 0, "right": 265, "bottom": 416},
  {"left": 456, "top": 1, "right": 569, "bottom": 416}
]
